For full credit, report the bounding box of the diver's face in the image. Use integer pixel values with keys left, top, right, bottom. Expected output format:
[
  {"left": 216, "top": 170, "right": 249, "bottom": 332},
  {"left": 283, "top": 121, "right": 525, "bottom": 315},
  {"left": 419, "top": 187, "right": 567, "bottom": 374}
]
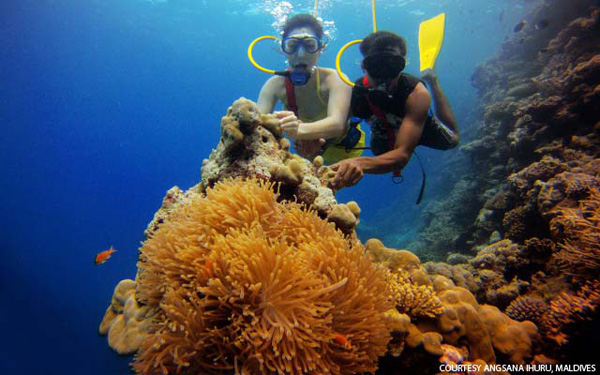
[
  {"left": 363, "top": 45, "right": 405, "bottom": 87},
  {"left": 284, "top": 26, "right": 322, "bottom": 69}
]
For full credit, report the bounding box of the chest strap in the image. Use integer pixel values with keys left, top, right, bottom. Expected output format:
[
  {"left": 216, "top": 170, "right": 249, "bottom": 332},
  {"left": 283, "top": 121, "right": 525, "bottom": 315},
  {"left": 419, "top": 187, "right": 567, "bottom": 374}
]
[
  {"left": 285, "top": 76, "right": 299, "bottom": 117},
  {"left": 362, "top": 76, "right": 401, "bottom": 178}
]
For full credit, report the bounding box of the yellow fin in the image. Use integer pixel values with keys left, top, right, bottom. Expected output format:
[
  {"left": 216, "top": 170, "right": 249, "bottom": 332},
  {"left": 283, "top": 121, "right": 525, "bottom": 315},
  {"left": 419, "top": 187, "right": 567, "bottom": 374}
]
[{"left": 418, "top": 13, "right": 446, "bottom": 72}]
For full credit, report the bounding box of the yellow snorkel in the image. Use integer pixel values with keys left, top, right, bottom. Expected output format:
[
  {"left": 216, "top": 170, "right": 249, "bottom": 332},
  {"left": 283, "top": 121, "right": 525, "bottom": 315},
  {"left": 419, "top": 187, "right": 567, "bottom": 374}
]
[
  {"left": 247, "top": 0, "right": 321, "bottom": 77},
  {"left": 247, "top": 35, "right": 277, "bottom": 74},
  {"left": 335, "top": 0, "right": 378, "bottom": 87}
]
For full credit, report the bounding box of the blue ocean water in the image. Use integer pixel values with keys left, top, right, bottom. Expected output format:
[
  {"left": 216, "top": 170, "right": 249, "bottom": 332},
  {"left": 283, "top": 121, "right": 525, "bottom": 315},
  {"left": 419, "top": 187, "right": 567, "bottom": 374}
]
[{"left": 0, "top": 0, "right": 536, "bottom": 373}]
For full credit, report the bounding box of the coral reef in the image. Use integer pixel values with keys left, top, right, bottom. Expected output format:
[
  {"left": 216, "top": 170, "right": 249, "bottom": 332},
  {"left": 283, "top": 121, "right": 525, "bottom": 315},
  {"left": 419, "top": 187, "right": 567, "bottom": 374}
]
[
  {"left": 384, "top": 0, "right": 600, "bottom": 364},
  {"left": 409, "top": 0, "right": 600, "bottom": 260},
  {"left": 99, "top": 1, "right": 600, "bottom": 366},
  {"left": 199, "top": 98, "right": 359, "bottom": 233},
  {"left": 364, "top": 242, "right": 540, "bottom": 373}
]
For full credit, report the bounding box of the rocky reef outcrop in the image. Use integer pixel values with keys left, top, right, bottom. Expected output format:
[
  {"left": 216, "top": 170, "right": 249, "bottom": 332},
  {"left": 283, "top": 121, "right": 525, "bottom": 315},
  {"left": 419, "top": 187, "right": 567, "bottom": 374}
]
[
  {"left": 146, "top": 98, "right": 360, "bottom": 235},
  {"left": 403, "top": 0, "right": 600, "bottom": 364}
]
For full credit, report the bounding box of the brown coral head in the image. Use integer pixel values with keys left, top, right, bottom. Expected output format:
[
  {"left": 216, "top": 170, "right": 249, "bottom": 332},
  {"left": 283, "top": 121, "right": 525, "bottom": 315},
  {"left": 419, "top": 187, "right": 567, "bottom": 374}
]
[
  {"left": 326, "top": 203, "right": 359, "bottom": 234},
  {"left": 228, "top": 97, "right": 261, "bottom": 133}
]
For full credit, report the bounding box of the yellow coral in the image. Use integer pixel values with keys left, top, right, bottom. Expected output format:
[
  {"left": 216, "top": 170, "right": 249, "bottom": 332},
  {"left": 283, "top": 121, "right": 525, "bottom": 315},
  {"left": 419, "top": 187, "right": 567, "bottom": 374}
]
[
  {"left": 389, "top": 269, "right": 444, "bottom": 319},
  {"left": 127, "top": 178, "right": 393, "bottom": 375},
  {"left": 436, "top": 287, "right": 496, "bottom": 363},
  {"left": 326, "top": 203, "right": 359, "bottom": 234}
]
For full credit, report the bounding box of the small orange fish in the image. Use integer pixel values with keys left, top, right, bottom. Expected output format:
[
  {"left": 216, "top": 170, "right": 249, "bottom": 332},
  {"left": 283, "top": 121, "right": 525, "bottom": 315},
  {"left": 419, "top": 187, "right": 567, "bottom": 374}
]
[
  {"left": 95, "top": 246, "right": 117, "bottom": 265},
  {"left": 333, "top": 333, "right": 352, "bottom": 349}
]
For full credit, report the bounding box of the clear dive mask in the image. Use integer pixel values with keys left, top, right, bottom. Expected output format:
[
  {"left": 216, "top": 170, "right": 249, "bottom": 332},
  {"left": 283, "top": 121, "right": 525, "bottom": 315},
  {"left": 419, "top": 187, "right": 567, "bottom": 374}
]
[{"left": 281, "top": 36, "right": 323, "bottom": 54}]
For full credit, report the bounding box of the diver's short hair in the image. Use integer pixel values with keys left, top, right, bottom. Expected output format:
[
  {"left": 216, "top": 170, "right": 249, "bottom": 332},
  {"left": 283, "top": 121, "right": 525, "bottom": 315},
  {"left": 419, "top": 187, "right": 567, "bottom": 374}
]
[
  {"left": 282, "top": 14, "right": 324, "bottom": 39},
  {"left": 360, "top": 31, "right": 407, "bottom": 57}
]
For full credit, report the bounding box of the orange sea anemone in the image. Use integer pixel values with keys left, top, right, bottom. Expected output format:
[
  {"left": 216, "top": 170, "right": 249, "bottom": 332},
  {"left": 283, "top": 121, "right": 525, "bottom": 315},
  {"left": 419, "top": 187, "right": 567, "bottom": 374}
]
[{"left": 132, "top": 178, "right": 393, "bottom": 375}]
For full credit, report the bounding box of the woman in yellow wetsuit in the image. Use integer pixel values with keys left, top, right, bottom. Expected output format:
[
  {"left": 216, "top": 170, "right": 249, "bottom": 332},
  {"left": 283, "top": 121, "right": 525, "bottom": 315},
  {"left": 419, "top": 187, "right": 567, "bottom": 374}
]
[{"left": 256, "top": 14, "right": 365, "bottom": 164}]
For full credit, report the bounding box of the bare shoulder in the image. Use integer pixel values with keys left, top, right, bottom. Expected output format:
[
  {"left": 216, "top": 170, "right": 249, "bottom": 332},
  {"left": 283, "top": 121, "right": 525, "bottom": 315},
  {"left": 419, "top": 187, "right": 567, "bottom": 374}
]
[
  {"left": 260, "top": 75, "right": 286, "bottom": 99},
  {"left": 409, "top": 82, "right": 431, "bottom": 103},
  {"left": 319, "top": 67, "right": 349, "bottom": 90},
  {"left": 406, "top": 82, "right": 431, "bottom": 114},
  {"left": 262, "top": 75, "right": 286, "bottom": 91}
]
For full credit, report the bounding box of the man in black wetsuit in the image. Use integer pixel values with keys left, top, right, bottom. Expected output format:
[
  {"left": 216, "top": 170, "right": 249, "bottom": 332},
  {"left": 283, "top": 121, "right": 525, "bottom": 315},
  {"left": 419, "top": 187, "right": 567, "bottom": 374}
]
[{"left": 330, "top": 31, "right": 459, "bottom": 188}]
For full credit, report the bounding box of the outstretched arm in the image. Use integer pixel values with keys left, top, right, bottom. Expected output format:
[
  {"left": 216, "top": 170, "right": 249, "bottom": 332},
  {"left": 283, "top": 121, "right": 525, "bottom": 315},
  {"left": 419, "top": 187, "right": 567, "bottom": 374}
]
[{"left": 330, "top": 83, "right": 431, "bottom": 188}]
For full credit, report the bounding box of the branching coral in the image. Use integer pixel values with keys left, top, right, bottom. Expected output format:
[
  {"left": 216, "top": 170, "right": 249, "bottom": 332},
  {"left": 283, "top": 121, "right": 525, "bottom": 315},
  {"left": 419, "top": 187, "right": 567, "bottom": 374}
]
[
  {"left": 541, "top": 280, "right": 600, "bottom": 346},
  {"left": 129, "top": 178, "right": 393, "bottom": 375},
  {"left": 550, "top": 188, "right": 600, "bottom": 278},
  {"left": 505, "top": 297, "right": 549, "bottom": 327}
]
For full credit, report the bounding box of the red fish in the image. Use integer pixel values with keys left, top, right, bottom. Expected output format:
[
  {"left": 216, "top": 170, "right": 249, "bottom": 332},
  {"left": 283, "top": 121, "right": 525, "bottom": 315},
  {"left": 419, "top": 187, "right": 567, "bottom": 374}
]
[
  {"left": 95, "top": 246, "right": 117, "bottom": 265},
  {"left": 333, "top": 333, "right": 352, "bottom": 349}
]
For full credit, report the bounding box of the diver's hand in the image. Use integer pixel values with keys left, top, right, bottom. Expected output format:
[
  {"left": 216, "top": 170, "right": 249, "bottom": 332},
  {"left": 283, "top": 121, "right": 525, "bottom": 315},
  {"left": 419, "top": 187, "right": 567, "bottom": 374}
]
[
  {"left": 330, "top": 159, "right": 364, "bottom": 189},
  {"left": 275, "top": 111, "right": 301, "bottom": 138},
  {"left": 420, "top": 68, "right": 438, "bottom": 84}
]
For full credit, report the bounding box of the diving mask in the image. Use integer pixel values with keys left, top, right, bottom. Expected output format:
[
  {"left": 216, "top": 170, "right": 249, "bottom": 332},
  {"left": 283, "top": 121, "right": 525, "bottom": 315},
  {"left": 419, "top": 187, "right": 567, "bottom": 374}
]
[
  {"left": 281, "top": 35, "right": 323, "bottom": 54},
  {"left": 363, "top": 53, "right": 406, "bottom": 81}
]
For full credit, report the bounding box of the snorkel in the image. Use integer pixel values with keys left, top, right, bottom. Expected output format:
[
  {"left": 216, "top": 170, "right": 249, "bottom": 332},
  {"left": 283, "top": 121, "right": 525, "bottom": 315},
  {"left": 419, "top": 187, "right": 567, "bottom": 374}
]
[
  {"left": 247, "top": 14, "right": 326, "bottom": 87},
  {"left": 247, "top": 36, "right": 321, "bottom": 86}
]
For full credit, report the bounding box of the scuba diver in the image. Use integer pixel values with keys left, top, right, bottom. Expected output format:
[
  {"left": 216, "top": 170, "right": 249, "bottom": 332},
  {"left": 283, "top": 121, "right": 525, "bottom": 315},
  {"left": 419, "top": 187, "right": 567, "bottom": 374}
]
[
  {"left": 256, "top": 14, "right": 365, "bottom": 163},
  {"left": 331, "top": 31, "right": 459, "bottom": 188}
]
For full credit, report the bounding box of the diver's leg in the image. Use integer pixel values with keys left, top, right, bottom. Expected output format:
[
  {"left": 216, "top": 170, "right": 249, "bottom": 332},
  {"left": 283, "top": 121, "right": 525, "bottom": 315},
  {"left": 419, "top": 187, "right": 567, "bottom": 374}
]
[{"left": 421, "top": 70, "right": 459, "bottom": 143}]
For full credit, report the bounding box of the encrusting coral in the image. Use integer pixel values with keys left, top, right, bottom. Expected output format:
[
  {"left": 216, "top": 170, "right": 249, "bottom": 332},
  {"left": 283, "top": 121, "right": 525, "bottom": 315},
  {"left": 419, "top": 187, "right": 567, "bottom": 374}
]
[{"left": 109, "top": 178, "right": 394, "bottom": 375}]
